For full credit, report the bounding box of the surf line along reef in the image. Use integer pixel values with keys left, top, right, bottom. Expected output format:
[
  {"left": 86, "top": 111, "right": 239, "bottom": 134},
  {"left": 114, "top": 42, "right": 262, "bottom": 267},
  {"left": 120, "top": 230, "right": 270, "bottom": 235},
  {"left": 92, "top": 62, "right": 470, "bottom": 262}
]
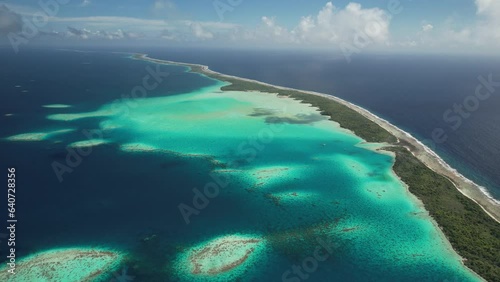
[{"left": 133, "top": 53, "right": 500, "bottom": 281}]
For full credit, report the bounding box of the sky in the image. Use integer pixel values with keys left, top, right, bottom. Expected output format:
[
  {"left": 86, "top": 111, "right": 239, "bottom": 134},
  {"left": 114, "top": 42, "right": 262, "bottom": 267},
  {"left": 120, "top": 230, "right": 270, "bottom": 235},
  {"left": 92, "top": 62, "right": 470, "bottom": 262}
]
[{"left": 0, "top": 0, "right": 499, "bottom": 54}]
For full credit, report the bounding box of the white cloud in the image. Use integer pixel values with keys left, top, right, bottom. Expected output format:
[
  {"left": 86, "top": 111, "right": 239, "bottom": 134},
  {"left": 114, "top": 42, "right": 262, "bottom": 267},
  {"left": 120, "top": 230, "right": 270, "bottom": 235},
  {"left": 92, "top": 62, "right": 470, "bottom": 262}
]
[
  {"left": 255, "top": 2, "right": 390, "bottom": 47},
  {"left": 429, "top": 0, "right": 500, "bottom": 49},
  {"left": 261, "top": 16, "right": 287, "bottom": 38},
  {"left": 474, "top": 0, "right": 500, "bottom": 42},
  {"left": 422, "top": 24, "right": 433, "bottom": 32},
  {"left": 190, "top": 22, "right": 213, "bottom": 40},
  {"left": 5, "top": 0, "right": 499, "bottom": 53},
  {"left": 67, "top": 26, "right": 91, "bottom": 39},
  {"left": 66, "top": 26, "right": 141, "bottom": 40},
  {"left": 398, "top": 1, "right": 500, "bottom": 52},
  {"left": 475, "top": 0, "right": 498, "bottom": 14},
  {"left": 50, "top": 16, "right": 167, "bottom": 26},
  {"left": 48, "top": 16, "right": 238, "bottom": 35}
]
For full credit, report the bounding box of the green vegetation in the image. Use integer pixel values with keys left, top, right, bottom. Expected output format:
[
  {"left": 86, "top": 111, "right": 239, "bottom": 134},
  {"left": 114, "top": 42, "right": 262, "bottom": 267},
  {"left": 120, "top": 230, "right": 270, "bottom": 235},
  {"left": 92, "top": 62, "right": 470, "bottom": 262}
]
[
  {"left": 187, "top": 64, "right": 500, "bottom": 282},
  {"left": 389, "top": 147, "right": 500, "bottom": 282}
]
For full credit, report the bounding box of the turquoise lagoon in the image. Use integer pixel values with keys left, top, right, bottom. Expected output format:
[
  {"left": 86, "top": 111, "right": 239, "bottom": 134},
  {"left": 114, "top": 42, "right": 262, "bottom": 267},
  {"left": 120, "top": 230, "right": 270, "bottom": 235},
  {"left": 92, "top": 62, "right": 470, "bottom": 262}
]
[{"left": 1, "top": 54, "right": 482, "bottom": 281}]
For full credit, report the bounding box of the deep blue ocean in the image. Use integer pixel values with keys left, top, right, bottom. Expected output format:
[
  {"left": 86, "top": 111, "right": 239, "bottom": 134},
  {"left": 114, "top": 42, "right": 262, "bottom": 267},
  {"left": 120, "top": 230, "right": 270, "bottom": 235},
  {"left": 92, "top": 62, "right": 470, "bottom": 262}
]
[
  {"left": 0, "top": 47, "right": 497, "bottom": 281},
  {"left": 0, "top": 49, "right": 225, "bottom": 280}
]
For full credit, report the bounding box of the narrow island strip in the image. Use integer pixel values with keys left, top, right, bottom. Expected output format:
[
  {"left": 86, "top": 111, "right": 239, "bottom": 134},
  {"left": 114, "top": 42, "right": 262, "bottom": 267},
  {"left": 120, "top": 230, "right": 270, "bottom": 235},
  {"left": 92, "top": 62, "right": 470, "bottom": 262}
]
[{"left": 133, "top": 53, "right": 500, "bottom": 281}]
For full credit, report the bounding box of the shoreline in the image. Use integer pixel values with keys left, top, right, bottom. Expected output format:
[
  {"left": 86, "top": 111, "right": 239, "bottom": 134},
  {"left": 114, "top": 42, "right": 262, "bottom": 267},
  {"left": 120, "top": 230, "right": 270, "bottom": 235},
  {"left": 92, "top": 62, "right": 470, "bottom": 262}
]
[{"left": 133, "top": 53, "right": 499, "bottom": 223}]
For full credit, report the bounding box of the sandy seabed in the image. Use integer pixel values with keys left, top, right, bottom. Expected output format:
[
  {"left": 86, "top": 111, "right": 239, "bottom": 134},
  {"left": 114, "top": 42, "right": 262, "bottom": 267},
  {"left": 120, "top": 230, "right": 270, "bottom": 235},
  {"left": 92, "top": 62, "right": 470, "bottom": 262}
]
[{"left": 134, "top": 53, "right": 500, "bottom": 223}]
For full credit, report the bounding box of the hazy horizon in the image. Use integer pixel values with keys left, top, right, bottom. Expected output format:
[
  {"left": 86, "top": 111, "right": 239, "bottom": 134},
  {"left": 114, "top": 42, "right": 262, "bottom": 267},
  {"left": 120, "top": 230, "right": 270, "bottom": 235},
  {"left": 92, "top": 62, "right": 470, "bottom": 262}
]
[{"left": 1, "top": 0, "right": 500, "bottom": 56}]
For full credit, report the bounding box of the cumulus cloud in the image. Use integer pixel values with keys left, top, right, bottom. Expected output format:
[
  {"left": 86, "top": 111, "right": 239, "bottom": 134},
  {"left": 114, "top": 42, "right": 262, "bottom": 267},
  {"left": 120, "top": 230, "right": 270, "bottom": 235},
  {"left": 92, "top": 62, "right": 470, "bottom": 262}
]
[
  {"left": 474, "top": 0, "right": 500, "bottom": 42},
  {"left": 398, "top": 1, "right": 500, "bottom": 52},
  {"left": 295, "top": 2, "right": 389, "bottom": 44},
  {"left": 424, "top": 1, "right": 500, "bottom": 49},
  {"left": 1, "top": 1, "right": 392, "bottom": 49},
  {"left": 66, "top": 26, "right": 140, "bottom": 40},
  {"left": 262, "top": 16, "right": 286, "bottom": 37},
  {"left": 51, "top": 16, "right": 167, "bottom": 30},
  {"left": 48, "top": 15, "right": 239, "bottom": 42},
  {"left": 255, "top": 2, "right": 390, "bottom": 47},
  {"left": 0, "top": 5, "right": 23, "bottom": 35},
  {"left": 422, "top": 24, "right": 433, "bottom": 32},
  {"left": 190, "top": 22, "right": 213, "bottom": 40},
  {"left": 67, "top": 26, "right": 90, "bottom": 39},
  {"left": 475, "top": 0, "right": 499, "bottom": 15},
  {"left": 256, "top": 16, "right": 291, "bottom": 43}
]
